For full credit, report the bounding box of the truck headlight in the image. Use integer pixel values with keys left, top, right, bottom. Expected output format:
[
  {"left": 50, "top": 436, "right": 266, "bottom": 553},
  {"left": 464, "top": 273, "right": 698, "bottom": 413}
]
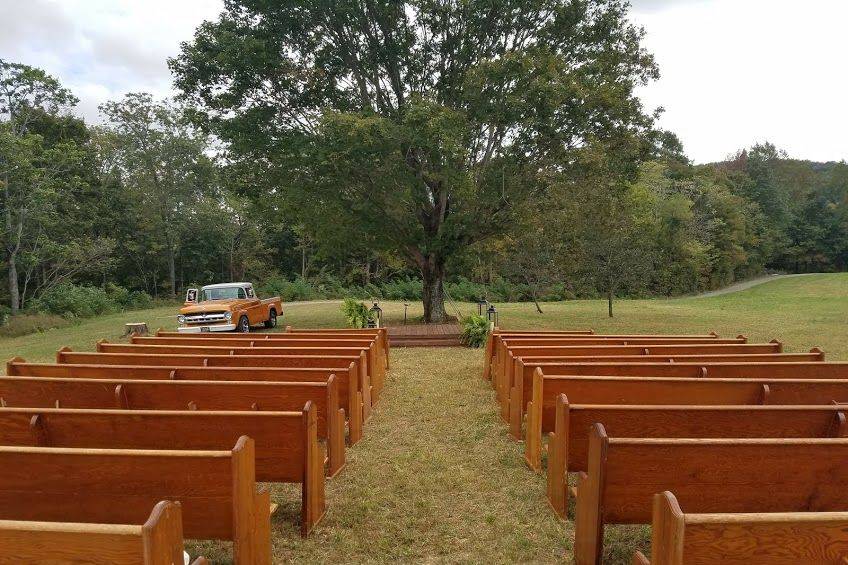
[
  {"left": 177, "top": 315, "right": 186, "bottom": 324},
  {"left": 225, "top": 311, "right": 232, "bottom": 321}
]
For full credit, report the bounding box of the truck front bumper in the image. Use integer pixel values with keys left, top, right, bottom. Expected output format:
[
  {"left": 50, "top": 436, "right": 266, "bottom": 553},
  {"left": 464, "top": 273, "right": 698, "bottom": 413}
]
[{"left": 177, "top": 324, "right": 237, "bottom": 333}]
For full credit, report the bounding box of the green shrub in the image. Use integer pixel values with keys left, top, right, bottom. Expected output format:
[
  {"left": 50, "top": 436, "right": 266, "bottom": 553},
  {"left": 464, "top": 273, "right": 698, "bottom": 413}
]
[
  {"left": 0, "top": 313, "right": 73, "bottom": 337},
  {"left": 258, "top": 275, "right": 315, "bottom": 302},
  {"left": 381, "top": 278, "right": 423, "bottom": 300},
  {"left": 460, "top": 314, "right": 490, "bottom": 348},
  {"left": 34, "top": 283, "right": 117, "bottom": 318},
  {"left": 446, "top": 277, "right": 489, "bottom": 303},
  {"left": 105, "top": 283, "right": 153, "bottom": 310},
  {"left": 341, "top": 298, "right": 374, "bottom": 328}
]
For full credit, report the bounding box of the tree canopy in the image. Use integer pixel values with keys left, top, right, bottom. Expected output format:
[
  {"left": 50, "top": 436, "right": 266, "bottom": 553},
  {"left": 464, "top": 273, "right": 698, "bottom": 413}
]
[{"left": 170, "top": 0, "right": 658, "bottom": 321}]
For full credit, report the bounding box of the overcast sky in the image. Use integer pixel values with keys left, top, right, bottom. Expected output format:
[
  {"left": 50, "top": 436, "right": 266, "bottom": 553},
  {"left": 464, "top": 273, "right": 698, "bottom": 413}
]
[{"left": 1, "top": 0, "right": 846, "bottom": 163}]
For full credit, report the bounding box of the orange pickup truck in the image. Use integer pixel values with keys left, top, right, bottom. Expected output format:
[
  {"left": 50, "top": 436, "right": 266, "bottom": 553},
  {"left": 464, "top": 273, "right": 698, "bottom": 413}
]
[{"left": 177, "top": 282, "right": 282, "bottom": 333}]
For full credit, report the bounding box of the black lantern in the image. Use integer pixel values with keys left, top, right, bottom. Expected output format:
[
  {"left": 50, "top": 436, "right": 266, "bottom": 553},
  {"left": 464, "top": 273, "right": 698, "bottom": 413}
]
[
  {"left": 403, "top": 303, "right": 410, "bottom": 325},
  {"left": 486, "top": 304, "right": 498, "bottom": 327},
  {"left": 370, "top": 302, "right": 383, "bottom": 328},
  {"left": 477, "top": 298, "right": 488, "bottom": 316}
]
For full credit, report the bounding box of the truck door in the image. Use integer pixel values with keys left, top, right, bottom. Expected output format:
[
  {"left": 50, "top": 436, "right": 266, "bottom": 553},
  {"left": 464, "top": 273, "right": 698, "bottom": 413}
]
[{"left": 244, "top": 285, "right": 264, "bottom": 325}]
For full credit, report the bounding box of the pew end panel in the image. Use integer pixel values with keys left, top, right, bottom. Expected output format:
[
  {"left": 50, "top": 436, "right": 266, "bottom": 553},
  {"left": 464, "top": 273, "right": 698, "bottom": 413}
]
[
  {"left": 573, "top": 424, "right": 608, "bottom": 565},
  {"left": 301, "top": 400, "right": 327, "bottom": 537}
]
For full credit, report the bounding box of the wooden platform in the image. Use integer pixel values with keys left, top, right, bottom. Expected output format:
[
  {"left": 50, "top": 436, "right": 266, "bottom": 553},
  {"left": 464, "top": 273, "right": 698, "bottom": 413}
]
[{"left": 386, "top": 324, "right": 463, "bottom": 347}]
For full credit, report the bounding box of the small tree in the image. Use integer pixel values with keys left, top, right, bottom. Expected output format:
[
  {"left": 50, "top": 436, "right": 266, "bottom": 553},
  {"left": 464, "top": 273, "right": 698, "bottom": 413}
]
[
  {"left": 99, "top": 93, "right": 215, "bottom": 297},
  {"left": 0, "top": 60, "right": 87, "bottom": 313},
  {"left": 572, "top": 186, "right": 655, "bottom": 317}
]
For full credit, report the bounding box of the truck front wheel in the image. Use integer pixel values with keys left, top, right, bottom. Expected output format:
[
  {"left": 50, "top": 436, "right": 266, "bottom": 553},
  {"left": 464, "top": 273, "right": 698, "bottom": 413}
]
[
  {"left": 237, "top": 315, "right": 250, "bottom": 333},
  {"left": 264, "top": 309, "right": 277, "bottom": 329}
]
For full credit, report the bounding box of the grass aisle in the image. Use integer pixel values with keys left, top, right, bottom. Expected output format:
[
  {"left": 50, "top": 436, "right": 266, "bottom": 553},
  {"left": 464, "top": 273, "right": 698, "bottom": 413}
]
[{"left": 256, "top": 347, "right": 572, "bottom": 563}]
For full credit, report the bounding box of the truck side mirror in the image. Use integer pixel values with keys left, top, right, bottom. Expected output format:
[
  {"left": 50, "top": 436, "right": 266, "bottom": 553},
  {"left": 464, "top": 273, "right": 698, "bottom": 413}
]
[{"left": 185, "top": 288, "right": 198, "bottom": 304}]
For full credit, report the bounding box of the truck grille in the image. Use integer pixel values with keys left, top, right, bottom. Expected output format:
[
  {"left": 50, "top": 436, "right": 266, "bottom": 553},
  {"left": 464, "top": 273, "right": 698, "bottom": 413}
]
[{"left": 184, "top": 312, "right": 228, "bottom": 324}]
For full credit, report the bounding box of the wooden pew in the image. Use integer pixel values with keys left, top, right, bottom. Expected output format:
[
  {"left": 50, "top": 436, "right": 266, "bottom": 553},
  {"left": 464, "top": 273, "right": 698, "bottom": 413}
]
[
  {"left": 8, "top": 358, "right": 364, "bottom": 444},
  {"left": 0, "top": 500, "right": 207, "bottom": 565},
  {"left": 0, "top": 375, "right": 345, "bottom": 477},
  {"left": 573, "top": 426, "right": 848, "bottom": 564},
  {"left": 523, "top": 371, "right": 848, "bottom": 471},
  {"left": 491, "top": 337, "right": 748, "bottom": 406},
  {"left": 135, "top": 334, "right": 387, "bottom": 376},
  {"left": 511, "top": 356, "right": 837, "bottom": 437},
  {"left": 482, "top": 329, "right": 596, "bottom": 379},
  {"left": 495, "top": 339, "right": 788, "bottom": 419},
  {"left": 488, "top": 332, "right": 730, "bottom": 382},
  {"left": 280, "top": 326, "right": 391, "bottom": 369},
  {"left": 96, "top": 341, "right": 388, "bottom": 404},
  {"left": 546, "top": 398, "right": 848, "bottom": 518},
  {"left": 55, "top": 348, "right": 375, "bottom": 419},
  {"left": 634, "top": 491, "right": 848, "bottom": 565},
  {"left": 0, "top": 403, "right": 330, "bottom": 488},
  {"left": 0, "top": 437, "right": 278, "bottom": 563},
  {"left": 500, "top": 341, "right": 787, "bottom": 389}
]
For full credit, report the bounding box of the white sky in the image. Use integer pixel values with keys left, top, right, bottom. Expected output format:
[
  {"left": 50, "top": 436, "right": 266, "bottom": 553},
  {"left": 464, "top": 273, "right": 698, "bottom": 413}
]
[{"left": 1, "top": 0, "right": 846, "bottom": 163}]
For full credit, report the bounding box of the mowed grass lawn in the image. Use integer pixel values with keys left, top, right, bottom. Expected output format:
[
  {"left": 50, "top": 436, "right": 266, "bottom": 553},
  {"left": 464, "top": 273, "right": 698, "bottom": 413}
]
[{"left": 0, "top": 273, "right": 846, "bottom": 563}]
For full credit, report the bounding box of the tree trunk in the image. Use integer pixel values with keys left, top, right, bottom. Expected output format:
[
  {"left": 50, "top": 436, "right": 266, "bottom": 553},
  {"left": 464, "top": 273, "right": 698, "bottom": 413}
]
[
  {"left": 7, "top": 251, "right": 19, "bottom": 315},
  {"left": 421, "top": 255, "right": 447, "bottom": 323},
  {"left": 530, "top": 284, "right": 543, "bottom": 314},
  {"left": 167, "top": 247, "right": 177, "bottom": 298}
]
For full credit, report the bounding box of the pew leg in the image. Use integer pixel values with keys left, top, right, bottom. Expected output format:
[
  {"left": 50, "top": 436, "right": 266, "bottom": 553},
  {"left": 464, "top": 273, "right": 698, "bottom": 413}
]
[
  {"left": 524, "top": 400, "right": 542, "bottom": 472},
  {"left": 253, "top": 487, "right": 272, "bottom": 565},
  {"left": 328, "top": 408, "right": 346, "bottom": 478},
  {"left": 509, "top": 385, "right": 522, "bottom": 440},
  {"left": 546, "top": 431, "right": 567, "bottom": 520},
  {"left": 349, "top": 391, "right": 363, "bottom": 445}
]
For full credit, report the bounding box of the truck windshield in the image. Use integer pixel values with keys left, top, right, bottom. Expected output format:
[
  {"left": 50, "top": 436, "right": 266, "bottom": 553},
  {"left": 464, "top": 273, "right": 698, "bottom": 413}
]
[{"left": 201, "top": 287, "right": 245, "bottom": 301}]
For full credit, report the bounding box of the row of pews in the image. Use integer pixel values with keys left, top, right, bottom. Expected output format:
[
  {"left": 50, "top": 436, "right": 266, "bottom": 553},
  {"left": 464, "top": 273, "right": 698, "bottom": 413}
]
[
  {"left": 0, "top": 326, "right": 389, "bottom": 564},
  {"left": 483, "top": 329, "right": 848, "bottom": 564}
]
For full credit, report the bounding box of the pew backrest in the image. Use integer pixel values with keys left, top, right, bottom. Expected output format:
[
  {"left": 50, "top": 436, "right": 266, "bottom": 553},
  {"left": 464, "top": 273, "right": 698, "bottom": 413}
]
[
  {"left": 545, "top": 398, "right": 848, "bottom": 517},
  {"left": 0, "top": 403, "right": 338, "bottom": 480},
  {"left": 522, "top": 371, "right": 848, "bottom": 472},
  {"left": 54, "top": 349, "right": 373, "bottom": 418},
  {"left": 638, "top": 491, "right": 848, "bottom": 565},
  {"left": 574, "top": 425, "right": 848, "bottom": 564},
  {"left": 0, "top": 437, "right": 274, "bottom": 563},
  {"left": 8, "top": 359, "right": 363, "bottom": 444},
  {"left": 0, "top": 500, "right": 191, "bottom": 565}
]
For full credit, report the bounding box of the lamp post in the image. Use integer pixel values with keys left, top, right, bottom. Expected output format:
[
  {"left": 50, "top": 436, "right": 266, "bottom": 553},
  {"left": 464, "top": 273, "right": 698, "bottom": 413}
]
[
  {"left": 369, "top": 302, "right": 383, "bottom": 328},
  {"left": 486, "top": 304, "right": 498, "bottom": 330},
  {"left": 477, "top": 298, "right": 488, "bottom": 316},
  {"left": 403, "top": 303, "right": 409, "bottom": 325}
]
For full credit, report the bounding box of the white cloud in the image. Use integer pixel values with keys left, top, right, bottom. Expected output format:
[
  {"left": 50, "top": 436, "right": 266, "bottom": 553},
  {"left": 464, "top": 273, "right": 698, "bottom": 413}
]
[
  {"left": 0, "top": 0, "right": 845, "bottom": 164},
  {"left": 0, "top": 0, "right": 223, "bottom": 123},
  {"left": 632, "top": 0, "right": 848, "bottom": 163}
]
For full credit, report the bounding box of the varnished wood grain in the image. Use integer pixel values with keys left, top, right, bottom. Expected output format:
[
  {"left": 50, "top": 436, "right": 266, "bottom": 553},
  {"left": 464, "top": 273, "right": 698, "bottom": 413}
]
[
  {"left": 0, "top": 500, "right": 189, "bottom": 564},
  {"left": 9, "top": 360, "right": 364, "bottom": 444},
  {"left": 0, "top": 437, "right": 271, "bottom": 563},
  {"left": 574, "top": 426, "right": 848, "bottom": 564}
]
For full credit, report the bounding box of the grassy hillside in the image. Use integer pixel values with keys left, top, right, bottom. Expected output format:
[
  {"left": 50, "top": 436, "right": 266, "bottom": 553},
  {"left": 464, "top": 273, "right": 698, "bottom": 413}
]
[{"left": 0, "top": 274, "right": 845, "bottom": 563}]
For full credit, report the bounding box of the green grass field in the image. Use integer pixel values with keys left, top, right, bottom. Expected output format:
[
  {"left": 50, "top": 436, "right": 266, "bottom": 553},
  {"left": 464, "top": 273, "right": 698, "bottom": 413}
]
[{"left": 1, "top": 273, "right": 846, "bottom": 563}]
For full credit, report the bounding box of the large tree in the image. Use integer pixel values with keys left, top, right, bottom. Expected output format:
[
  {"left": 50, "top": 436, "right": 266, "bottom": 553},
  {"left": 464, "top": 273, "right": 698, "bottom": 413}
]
[
  {"left": 172, "top": 0, "right": 657, "bottom": 321},
  {"left": 99, "top": 93, "right": 216, "bottom": 298},
  {"left": 0, "top": 60, "right": 92, "bottom": 313}
]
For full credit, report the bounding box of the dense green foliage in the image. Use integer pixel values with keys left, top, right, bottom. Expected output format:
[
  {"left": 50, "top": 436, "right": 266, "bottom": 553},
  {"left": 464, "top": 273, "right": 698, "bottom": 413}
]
[
  {"left": 170, "top": 0, "right": 658, "bottom": 321},
  {"left": 1, "top": 1, "right": 847, "bottom": 325},
  {"left": 460, "top": 314, "right": 491, "bottom": 348},
  {"left": 341, "top": 298, "right": 375, "bottom": 329}
]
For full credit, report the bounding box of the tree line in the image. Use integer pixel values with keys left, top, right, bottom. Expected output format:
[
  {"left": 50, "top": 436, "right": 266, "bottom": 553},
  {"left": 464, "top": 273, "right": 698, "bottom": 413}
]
[{"left": 1, "top": 1, "right": 846, "bottom": 322}]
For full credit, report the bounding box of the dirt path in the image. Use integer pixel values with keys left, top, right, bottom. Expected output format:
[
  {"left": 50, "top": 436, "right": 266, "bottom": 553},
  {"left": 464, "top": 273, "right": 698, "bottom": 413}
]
[{"left": 694, "top": 273, "right": 817, "bottom": 298}]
